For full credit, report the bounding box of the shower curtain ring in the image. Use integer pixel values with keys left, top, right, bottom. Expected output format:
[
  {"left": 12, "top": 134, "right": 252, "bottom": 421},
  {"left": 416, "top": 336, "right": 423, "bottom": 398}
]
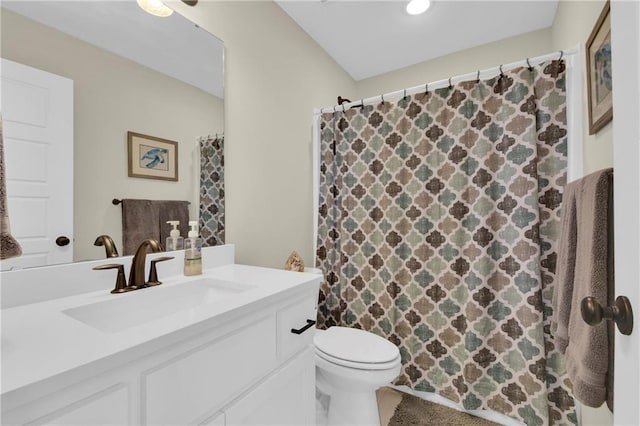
[
  {"left": 526, "top": 58, "right": 533, "bottom": 71},
  {"left": 425, "top": 83, "right": 429, "bottom": 95},
  {"left": 448, "top": 77, "right": 453, "bottom": 89},
  {"left": 558, "top": 50, "right": 564, "bottom": 61},
  {"left": 499, "top": 64, "right": 504, "bottom": 77},
  {"left": 476, "top": 70, "right": 480, "bottom": 83},
  {"left": 381, "top": 94, "right": 385, "bottom": 104}
]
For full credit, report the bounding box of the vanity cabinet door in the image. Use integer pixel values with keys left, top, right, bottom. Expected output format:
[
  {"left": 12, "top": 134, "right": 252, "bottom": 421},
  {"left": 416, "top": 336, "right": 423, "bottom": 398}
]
[
  {"left": 224, "top": 347, "right": 314, "bottom": 426},
  {"left": 277, "top": 295, "right": 317, "bottom": 362},
  {"left": 143, "top": 317, "right": 276, "bottom": 425}
]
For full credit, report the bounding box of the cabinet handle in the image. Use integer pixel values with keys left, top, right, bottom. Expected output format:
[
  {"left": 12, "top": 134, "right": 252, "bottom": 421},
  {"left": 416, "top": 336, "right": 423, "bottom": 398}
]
[{"left": 291, "top": 319, "right": 316, "bottom": 335}]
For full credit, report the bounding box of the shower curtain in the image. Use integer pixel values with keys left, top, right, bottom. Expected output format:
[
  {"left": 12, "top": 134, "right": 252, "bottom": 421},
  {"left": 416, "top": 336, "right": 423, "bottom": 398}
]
[
  {"left": 199, "top": 135, "right": 225, "bottom": 246},
  {"left": 316, "top": 60, "right": 575, "bottom": 425}
]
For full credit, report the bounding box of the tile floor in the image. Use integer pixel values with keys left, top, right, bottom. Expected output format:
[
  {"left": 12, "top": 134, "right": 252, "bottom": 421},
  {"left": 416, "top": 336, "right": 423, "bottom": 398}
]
[
  {"left": 376, "top": 387, "right": 404, "bottom": 425},
  {"left": 317, "top": 386, "right": 521, "bottom": 426}
]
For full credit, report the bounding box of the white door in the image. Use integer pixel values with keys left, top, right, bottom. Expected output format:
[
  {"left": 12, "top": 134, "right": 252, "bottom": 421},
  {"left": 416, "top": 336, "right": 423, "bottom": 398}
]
[
  {"left": 0, "top": 58, "right": 73, "bottom": 270},
  {"left": 611, "top": 1, "right": 640, "bottom": 425}
]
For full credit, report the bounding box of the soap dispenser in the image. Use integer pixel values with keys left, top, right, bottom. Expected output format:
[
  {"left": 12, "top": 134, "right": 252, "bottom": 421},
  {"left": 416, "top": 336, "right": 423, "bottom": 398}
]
[
  {"left": 184, "top": 221, "right": 202, "bottom": 276},
  {"left": 166, "top": 221, "right": 184, "bottom": 251}
]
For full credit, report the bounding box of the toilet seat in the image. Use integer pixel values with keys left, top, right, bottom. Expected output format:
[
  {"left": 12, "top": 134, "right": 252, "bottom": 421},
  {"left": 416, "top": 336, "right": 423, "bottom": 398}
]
[
  {"left": 314, "top": 326, "right": 400, "bottom": 370},
  {"left": 315, "top": 347, "right": 401, "bottom": 370}
]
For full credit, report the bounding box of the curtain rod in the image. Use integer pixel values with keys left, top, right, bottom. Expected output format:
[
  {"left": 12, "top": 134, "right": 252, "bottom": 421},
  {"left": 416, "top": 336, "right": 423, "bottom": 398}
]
[{"left": 314, "top": 47, "right": 579, "bottom": 115}]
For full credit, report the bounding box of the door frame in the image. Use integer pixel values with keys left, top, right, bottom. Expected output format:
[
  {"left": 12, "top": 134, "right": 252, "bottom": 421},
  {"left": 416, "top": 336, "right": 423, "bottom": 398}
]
[{"left": 611, "top": 1, "right": 640, "bottom": 424}]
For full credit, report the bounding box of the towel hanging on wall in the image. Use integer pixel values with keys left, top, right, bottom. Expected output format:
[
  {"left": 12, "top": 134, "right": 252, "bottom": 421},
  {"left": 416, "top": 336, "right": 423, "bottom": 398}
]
[
  {"left": 121, "top": 198, "right": 189, "bottom": 255},
  {"left": 551, "top": 168, "right": 613, "bottom": 409}
]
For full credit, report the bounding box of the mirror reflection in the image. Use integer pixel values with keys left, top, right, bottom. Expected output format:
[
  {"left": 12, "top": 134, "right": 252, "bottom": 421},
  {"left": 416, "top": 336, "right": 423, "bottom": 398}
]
[{"left": 0, "top": 0, "right": 224, "bottom": 270}]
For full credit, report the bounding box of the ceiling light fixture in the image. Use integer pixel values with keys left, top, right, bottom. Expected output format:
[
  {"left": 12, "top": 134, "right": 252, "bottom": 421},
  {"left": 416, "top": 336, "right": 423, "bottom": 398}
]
[
  {"left": 136, "top": 0, "right": 174, "bottom": 17},
  {"left": 406, "top": 0, "right": 431, "bottom": 15}
]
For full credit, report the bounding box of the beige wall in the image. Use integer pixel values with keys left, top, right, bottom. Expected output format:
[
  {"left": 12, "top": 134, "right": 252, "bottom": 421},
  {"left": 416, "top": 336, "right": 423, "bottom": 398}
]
[
  {"left": 552, "top": 2, "right": 614, "bottom": 425},
  {"left": 552, "top": 0, "right": 613, "bottom": 176},
  {"left": 356, "top": 28, "right": 553, "bottom": 99},
  {"left": 171, "top": 1, "right": 356, "bottom": 268},
  {"left": 1, "top": 9, "right": 224, "bottom": 262}
]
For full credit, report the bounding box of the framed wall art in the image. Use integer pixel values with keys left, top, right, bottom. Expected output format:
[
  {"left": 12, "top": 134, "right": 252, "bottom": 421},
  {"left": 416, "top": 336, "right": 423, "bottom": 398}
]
[
  {"left": 127, "top": 131, "right": 178, "bottom": 181},
  {"left": 586, "top": 1, "right": 613, "bottom": 135}
]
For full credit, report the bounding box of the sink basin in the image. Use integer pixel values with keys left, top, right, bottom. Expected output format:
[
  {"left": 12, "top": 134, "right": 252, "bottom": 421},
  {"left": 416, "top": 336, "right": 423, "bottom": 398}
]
[{"left": 63, "top": 278, "right": 255, "bottom": 333}]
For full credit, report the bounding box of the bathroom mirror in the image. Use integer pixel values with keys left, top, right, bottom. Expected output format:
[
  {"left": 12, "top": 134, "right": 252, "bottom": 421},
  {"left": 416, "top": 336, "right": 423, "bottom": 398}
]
[{"left": 1, "top": 1, "right": 224, "bottom": 268}]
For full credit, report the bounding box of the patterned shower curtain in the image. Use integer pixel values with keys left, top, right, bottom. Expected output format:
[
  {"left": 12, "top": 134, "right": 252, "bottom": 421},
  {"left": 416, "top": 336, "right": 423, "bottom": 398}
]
[
  {"left": 199, "top": 135, "right": 225, "bottom": 246},
  {"left": 316, "top": 60, "right": 575, "bottom": 425}
]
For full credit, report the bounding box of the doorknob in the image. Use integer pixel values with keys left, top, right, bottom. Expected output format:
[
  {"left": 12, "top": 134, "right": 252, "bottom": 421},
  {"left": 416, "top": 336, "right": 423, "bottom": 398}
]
[
  {"left": 55, "top": 236, "right": 70, "bottom": 247},
  {"left": 581, "top": 296, "right": 634, "bottom": 335}
]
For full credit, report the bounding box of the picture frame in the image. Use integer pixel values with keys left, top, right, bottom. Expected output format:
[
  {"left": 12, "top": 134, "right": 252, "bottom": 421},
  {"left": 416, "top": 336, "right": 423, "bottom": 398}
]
[
  {"left": 586, "top": 1, "right": 613, "bottom": 135},
  {"left": 127, "top": 131, "right": 178, "bottom": 181}
]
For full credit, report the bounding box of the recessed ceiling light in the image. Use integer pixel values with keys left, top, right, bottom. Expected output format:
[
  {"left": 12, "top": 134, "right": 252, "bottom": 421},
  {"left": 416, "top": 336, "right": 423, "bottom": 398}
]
[
  {"left": 406, "top": 0, "right": 431, "bottom": 15},
  {"left": 136, "top": 0, "right": 173, "bottom": 17}
]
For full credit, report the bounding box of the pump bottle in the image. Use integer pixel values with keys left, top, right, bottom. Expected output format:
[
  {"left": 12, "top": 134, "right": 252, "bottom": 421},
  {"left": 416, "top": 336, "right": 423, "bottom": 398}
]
[
  {"left": 166, "top": 221, "right": 184, "bottom": 251},
  {"left": 184, "top": 221, "right": 202, "bottom": 276}
]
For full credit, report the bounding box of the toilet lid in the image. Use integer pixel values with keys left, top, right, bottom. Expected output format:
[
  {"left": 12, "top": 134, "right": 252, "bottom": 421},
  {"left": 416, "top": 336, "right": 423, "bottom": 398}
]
[{"left": 314, "top": 326, "right": 399, "bottom": 364}]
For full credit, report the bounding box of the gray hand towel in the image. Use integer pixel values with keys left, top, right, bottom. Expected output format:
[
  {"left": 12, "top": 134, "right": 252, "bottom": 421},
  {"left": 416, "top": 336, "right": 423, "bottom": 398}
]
[
  {"left": 121, "top": 199, "right": 190, "bottom": 255},
  {"left": 158, "top": 201, "right": 190, "bottom": 248},
  {"left": 552, "top": 168, "right": 613, "bottom": 408},
  {"left": 551, "top": 182, "right": 578, "bottom": 352},
  {"left": 0, "top": 113, "right": 23, "bottom": 260},
  {"left": 122, "top": 199, "right": 160, "bottom": 255}
]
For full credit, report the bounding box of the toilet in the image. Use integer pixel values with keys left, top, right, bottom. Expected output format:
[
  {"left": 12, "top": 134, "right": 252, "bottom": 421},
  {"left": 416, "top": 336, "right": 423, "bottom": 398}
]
[{"left": 314, "top": 326, "right": 402, "bottom": 426}]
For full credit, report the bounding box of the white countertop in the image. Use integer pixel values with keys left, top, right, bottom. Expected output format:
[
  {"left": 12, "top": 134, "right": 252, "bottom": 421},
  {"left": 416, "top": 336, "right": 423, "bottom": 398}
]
[{"left": 1, "top": 263, "right": 320, "bottom": 397}]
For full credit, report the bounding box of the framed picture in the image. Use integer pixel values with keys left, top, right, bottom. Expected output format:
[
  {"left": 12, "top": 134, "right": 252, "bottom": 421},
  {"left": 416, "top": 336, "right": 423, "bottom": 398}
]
[
  {"left": 586, "top": 1, "right": 613, "bottom": 135},
  {"left": 127, "top": 131, "right": 178, "bottom": 181}
]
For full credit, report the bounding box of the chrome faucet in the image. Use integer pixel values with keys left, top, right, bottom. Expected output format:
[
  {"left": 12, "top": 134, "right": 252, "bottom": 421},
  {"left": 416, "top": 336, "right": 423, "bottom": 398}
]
[
  {"left": 94, "top": 234, "right": 119, "bottom": 258},
  {"left": 128, "top": 238, "right": 162, "bottom": 289}
]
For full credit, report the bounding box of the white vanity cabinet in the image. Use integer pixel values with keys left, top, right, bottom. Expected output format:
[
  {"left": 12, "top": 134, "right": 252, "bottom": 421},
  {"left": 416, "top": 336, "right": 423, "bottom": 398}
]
[
  {"left": 1, "top": 271, "right": 318, "bottom": 426},
  {"left": 224, "top": 347, "right": 315, "bottom": 426},
  {"left": 224, "top": 297, "right": 318, "bottom": 426}
]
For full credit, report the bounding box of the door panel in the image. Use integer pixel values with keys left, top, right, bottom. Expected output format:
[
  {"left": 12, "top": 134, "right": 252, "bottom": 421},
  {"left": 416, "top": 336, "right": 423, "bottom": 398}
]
[
  {"left": 0, "top": 58, "right": 73, "bottom": 270},
  {"left": 611, "top": 1, "right": 640, "bottom": 424}
]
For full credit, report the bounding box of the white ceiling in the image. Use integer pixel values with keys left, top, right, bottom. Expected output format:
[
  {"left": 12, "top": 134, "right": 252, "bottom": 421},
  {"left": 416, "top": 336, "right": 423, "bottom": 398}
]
[
  {"left": 2, "top": 1, "right": 224, "bottom": 98},
  {"left": 275, "top": 0, "right": 559, "bottom": 81}
]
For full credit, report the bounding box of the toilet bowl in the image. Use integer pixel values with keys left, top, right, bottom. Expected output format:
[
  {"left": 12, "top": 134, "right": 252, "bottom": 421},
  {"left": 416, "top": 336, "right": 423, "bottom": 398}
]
[{"left": 314, "top": 326, "right": 401, "bottom": 426}]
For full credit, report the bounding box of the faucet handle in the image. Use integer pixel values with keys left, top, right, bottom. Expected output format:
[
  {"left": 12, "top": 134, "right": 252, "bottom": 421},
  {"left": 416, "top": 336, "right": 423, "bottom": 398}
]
[
  {"left": 147, "top": 256, "right": 174, "bottom": 287},
  {"left": 93, "top": 263, "right": 129, "bottom": 294}
]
